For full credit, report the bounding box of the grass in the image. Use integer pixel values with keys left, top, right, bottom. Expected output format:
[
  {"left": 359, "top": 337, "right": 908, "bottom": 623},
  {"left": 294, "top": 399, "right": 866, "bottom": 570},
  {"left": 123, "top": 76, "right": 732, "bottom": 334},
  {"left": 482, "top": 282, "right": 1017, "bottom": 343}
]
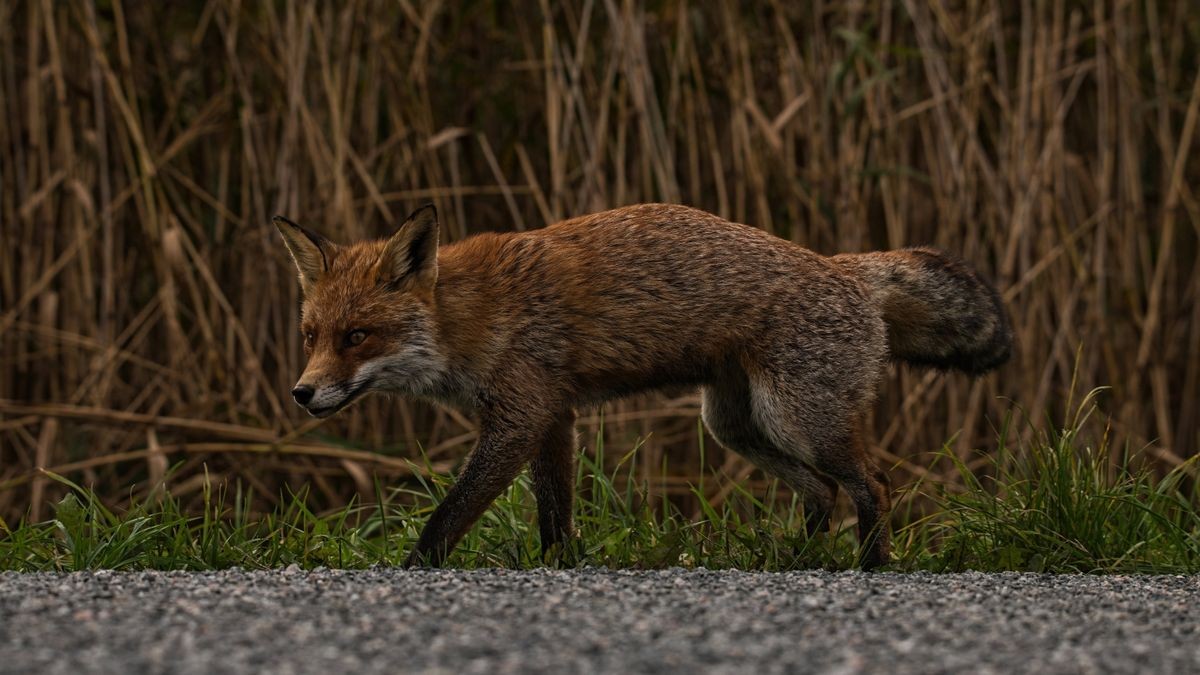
[
  {"left": 908, "top": 392, "right": 1200, "bottom": 573},
  {"left": 3, "top": 396, "right": 1197, "bottom": 574}
]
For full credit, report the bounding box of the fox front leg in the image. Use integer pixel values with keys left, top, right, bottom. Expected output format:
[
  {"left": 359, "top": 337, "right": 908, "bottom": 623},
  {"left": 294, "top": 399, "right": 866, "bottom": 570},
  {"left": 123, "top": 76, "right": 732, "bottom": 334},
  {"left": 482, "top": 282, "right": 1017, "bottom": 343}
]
[
  {"left": 529, "top": 410, "right": 579, "bottom": 561},
  {"left": 404, "top": 408, "right": 550, "bottom": 567}
]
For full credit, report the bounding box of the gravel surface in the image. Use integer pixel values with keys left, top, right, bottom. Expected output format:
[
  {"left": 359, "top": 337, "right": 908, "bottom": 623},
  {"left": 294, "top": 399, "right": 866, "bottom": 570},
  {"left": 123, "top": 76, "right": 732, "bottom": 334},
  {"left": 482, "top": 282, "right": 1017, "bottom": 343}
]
[{"left": 0, "top": 568, "right": 1197, "bottom": 674}]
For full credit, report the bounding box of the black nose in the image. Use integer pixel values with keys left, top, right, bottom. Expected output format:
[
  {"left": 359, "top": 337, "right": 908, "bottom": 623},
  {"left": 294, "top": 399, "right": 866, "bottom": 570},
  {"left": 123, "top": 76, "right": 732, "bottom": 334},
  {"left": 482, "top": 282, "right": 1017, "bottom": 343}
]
[{"left": 291, "top": 385, "right": 315, "bottom": 406}]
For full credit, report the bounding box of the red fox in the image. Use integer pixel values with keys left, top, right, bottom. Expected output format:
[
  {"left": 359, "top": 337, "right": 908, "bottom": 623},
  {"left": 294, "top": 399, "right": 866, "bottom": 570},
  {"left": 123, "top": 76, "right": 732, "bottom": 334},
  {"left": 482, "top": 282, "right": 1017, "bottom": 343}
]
[{"left": 274, "top": 203, "right": 1011, "bottom": 569}]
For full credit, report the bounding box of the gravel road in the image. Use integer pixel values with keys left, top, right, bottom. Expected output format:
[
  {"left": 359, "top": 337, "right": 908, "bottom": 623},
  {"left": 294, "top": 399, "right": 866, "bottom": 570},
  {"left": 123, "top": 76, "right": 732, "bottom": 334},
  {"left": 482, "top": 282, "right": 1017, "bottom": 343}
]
[{"left": 1, "top": 568, "right": 1197, "bottom": 674}]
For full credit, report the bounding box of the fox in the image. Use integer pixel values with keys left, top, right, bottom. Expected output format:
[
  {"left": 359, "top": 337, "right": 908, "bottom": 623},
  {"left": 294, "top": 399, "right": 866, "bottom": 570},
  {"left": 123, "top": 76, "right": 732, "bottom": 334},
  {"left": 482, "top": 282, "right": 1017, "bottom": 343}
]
[{"left": 273, "top": 203, "right": 1012, "bottom": 569}]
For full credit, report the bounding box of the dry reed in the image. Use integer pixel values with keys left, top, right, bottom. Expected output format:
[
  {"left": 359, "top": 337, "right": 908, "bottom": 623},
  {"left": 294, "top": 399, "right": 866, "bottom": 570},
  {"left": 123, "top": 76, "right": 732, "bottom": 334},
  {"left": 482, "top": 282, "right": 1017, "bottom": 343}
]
[{"left": 1, "top": 1, "right": 1198, "bottom": 523}]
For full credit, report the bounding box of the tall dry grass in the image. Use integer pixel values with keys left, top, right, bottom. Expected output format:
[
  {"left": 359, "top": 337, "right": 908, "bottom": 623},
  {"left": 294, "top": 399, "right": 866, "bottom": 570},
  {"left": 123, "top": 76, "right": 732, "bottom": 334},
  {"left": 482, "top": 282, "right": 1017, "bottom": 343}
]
[{"left": 1, "top": 1, "right": 1198, "bottom": 523}]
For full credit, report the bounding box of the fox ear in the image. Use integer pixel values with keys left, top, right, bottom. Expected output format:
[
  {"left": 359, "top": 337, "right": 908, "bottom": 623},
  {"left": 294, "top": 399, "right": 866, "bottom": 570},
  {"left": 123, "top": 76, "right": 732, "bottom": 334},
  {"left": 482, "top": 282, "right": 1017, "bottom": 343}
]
[
  {"left": 273, "top": 215, "right": 334, "bottom": 295},
  {"left": 380, "top": 204, "right": 439, "bottom": 291}
]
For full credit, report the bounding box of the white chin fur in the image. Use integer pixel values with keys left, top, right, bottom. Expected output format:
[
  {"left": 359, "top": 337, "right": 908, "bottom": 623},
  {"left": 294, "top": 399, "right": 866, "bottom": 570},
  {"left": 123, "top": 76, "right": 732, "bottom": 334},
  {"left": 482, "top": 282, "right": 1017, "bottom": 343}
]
[
  {"left": 353, "top": 348, "right": 448, "bottom": 398},
  {"left": 304, "top": 347, "right": 449, "bottom": 418}
]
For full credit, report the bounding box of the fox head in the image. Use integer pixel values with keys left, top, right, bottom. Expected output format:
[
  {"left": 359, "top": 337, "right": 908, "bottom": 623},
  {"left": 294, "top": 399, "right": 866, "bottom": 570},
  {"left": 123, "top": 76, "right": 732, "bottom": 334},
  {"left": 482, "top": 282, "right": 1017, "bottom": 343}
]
[{"left": 273, "top": 205, "right": 445, "bottom": 417}]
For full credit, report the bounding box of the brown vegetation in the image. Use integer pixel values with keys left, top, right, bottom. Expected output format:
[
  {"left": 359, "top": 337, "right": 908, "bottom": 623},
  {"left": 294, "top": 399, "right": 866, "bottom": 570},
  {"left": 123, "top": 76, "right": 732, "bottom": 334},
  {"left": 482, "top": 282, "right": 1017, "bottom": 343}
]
[{"left": 2, "top": 1, "right": 1198, "bottom": 523}]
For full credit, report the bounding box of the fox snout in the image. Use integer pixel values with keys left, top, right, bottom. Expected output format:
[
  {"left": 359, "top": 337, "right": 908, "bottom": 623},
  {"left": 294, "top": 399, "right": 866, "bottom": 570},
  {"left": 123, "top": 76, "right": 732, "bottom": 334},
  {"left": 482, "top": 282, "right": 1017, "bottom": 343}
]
[{"left": 289, "top": 373, "right": 367, "bottom": 418}]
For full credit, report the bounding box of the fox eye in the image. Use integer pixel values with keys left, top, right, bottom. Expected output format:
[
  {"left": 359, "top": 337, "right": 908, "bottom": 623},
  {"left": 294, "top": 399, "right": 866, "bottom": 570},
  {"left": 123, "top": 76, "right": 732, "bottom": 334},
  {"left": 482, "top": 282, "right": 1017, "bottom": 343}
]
[{"left": 345, "top": 329, "right": 367, "bottom": 347}]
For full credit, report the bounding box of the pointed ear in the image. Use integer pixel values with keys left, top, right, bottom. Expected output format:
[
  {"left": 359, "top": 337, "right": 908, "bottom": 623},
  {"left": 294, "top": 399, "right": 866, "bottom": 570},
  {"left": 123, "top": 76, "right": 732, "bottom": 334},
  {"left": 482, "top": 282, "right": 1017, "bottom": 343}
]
[
  {"left": 273, "top": 215, "right": 334, "bottom": 295},
  {"left": 379, "top": 205, "right": 439, "bottom": 290}
]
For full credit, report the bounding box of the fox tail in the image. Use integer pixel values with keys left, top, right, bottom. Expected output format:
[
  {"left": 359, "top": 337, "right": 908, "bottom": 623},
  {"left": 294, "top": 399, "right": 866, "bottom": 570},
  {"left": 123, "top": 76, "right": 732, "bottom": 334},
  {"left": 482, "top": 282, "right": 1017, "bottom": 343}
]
[{"left": 835, "top": 247, "right": 1013, "bottom": 375}]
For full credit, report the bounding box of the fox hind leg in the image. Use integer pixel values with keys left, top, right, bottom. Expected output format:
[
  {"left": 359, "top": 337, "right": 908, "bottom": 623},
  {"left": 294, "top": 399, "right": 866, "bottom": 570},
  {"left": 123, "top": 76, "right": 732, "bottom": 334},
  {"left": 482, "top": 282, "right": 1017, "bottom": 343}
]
[
  {"left": 745, "top": 358, "right": 892, "bottom": 570},
  {"left": 815, "top": 428, "right": 891, "bottom": 570},
  {"left": 700, "top": 367, "right": 839, "bottom": 538}
]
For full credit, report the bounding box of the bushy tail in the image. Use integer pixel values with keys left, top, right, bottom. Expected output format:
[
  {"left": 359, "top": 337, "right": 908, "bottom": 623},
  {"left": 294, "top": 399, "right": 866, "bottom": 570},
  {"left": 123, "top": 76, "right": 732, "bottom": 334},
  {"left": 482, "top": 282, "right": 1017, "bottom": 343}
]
[{"left": 834, "top": 247, "right": 1013, "bottom": 375}]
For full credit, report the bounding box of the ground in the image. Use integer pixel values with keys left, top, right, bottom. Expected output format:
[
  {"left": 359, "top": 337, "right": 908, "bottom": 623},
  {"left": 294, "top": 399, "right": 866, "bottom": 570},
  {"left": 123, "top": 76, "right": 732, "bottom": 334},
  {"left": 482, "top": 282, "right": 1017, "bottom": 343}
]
[{"left": 1, "top": 568, "right": 1197, "bottom": 674}]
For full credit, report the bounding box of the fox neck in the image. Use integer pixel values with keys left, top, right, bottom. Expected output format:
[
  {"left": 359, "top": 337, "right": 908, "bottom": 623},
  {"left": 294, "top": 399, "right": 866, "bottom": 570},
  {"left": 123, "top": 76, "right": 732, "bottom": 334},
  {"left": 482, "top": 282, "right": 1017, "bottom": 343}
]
[{"left": 408, "top": 259, "right": 498, "bottom": 409}]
